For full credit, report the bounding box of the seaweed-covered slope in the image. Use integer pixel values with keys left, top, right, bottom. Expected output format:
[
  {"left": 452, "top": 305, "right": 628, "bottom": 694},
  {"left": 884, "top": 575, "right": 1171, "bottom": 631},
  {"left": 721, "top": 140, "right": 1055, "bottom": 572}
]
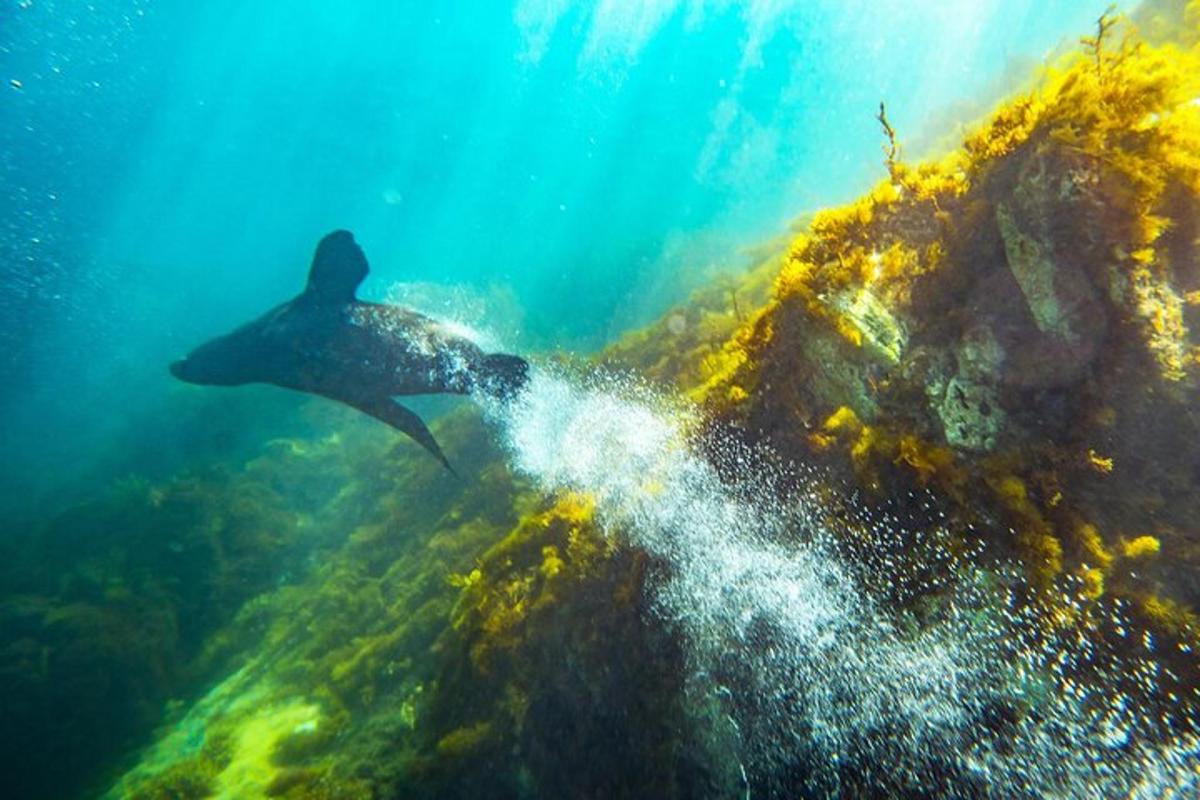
[
  {"left": 703, "top": 9, "right": 1200, "bottom": 627},
  {"left": 0, "top": 397, "right": 491, "bottom": 799}
]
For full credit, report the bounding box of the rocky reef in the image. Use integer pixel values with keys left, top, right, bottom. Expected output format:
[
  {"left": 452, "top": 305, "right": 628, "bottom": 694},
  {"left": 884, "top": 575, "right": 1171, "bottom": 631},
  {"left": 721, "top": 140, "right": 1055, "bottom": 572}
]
[
  {"left": 700, "top": 4, "right": 1200, "bottom": 634},
  {"left": 5, "top": 4, "right": 1200, "bottom": 799}
]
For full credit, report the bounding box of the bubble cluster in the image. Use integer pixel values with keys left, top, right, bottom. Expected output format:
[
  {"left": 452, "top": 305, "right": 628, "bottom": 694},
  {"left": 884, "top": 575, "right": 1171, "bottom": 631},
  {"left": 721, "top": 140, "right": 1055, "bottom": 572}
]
[{"left": 487, "top": 367, "right": 1200, "bottom": 798}]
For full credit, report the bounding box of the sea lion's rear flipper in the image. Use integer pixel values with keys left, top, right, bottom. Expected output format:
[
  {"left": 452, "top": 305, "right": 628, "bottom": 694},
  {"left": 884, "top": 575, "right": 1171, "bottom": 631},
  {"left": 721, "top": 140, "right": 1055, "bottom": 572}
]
[
  {"left": 303, "top": 230, "right": 369, "bottom": 305},
  {"left": 349, "top": 395, "right": 458, "bottom": 477}
]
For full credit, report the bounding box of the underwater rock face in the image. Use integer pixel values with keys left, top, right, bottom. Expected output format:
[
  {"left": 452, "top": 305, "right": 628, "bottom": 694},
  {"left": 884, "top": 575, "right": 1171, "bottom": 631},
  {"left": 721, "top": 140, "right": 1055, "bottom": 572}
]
[
  {"left": 707, "top": 9, "right": 1200, "bottom": 619},
  {"left": 672, "top": 9, "right": 1200, "bottom": 791},
  {"left": 0, "top": 463, "right": 319, "bottom": 800},
  {"left": 929, "top": 325, "right": 1006, "bottom": 452}
]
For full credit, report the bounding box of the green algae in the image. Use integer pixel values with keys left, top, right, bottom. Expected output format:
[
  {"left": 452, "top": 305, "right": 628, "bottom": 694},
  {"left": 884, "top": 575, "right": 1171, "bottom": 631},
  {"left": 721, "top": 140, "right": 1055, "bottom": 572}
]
[
  {"left": 0, "top": 395, "right": 506, "bottom": 799},
  {"left": 705, "top": 6, "right": 1200, "bottom": 609},
  {"left": 96, "top": 406, "right": 544, "bottom": 799}
]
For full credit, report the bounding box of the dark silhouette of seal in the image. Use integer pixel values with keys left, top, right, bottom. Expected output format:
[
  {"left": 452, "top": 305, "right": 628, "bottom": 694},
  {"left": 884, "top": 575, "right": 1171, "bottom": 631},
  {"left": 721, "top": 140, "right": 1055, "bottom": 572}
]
[{"left": 170, "top": 230, "right": 528, "bottom": 473}]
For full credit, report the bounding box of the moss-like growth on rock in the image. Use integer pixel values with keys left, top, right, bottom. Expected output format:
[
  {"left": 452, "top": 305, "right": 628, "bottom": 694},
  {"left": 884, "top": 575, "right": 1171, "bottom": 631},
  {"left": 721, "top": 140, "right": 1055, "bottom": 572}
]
[{"left": 703, "top": 10, "right": 1200, "bottom": 635}]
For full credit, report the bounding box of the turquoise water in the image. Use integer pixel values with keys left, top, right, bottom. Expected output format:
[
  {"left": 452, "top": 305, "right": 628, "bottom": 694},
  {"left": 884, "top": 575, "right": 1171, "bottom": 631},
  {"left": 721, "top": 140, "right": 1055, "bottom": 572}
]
[{"left": 9, "top": 2, "right": 1184, "bottom": 799}]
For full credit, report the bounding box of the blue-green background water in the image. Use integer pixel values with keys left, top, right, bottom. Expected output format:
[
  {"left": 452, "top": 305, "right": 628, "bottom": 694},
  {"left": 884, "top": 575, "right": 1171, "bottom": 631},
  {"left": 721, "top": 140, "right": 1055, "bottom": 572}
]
[{"left": 1, "top": 0, "right": 1108, "bottom": 518}]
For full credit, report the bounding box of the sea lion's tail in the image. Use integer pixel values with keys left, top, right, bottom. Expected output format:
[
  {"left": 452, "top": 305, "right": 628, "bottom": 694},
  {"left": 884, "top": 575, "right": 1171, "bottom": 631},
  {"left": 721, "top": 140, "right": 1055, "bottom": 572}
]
[{"left": 477, "top": 353, "right": 529, "bottom": 401}]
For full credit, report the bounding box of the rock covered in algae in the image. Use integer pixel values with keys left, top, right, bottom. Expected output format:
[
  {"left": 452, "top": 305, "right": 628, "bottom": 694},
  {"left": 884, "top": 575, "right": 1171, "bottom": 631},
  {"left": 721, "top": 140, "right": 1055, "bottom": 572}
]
[
  {"left": 701, "top": 7, "right": 1200, "bottom": 629},
  {"left": 0, "top": 429, "right": 352, "bottom": 800},
  {"left": 100, "top": 427, "right": 719, "bottom": 799},
  {"left": 0, "top": 392, "right": 503, "bottom": 799}
]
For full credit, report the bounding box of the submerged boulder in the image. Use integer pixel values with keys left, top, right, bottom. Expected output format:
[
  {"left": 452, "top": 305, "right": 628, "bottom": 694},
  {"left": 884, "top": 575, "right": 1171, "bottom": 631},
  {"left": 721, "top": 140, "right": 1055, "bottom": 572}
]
[{"left": 701, "top": 6, "right": 1200, "bottom": 660}]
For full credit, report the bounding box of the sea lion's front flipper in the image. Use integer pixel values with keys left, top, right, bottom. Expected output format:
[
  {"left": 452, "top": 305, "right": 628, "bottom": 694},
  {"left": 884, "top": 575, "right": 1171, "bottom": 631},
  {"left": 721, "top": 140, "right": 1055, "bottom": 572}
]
[
  {"left": 303, "top": 230, "right": 369, "bottom": 305},
  {"left": 350, "top": 395, "right": 457, "bottom": 476}
]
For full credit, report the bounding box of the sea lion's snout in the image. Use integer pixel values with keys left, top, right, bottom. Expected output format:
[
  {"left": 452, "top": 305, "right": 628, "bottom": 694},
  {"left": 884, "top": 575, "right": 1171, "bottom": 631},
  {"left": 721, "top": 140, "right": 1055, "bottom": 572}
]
[{"left": 167, "top": 331, "right": 255, "bottom": 387}]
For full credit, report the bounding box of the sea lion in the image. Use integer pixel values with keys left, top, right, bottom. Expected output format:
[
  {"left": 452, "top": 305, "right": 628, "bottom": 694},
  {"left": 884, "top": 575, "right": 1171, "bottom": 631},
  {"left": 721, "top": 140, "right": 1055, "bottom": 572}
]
[{"left": 170, "top": 230, "right": 527, "bottom": 472}]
